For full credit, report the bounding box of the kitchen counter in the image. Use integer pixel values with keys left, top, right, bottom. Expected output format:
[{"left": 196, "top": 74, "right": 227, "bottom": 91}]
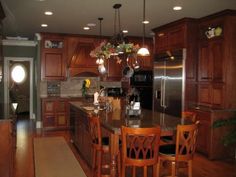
[{"left": 69, "top": 101, "right": 189, "bottom": 134}]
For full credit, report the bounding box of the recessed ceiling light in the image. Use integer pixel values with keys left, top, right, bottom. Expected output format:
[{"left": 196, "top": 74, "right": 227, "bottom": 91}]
[
  {"left": 83, "top": 26, "right": 90, "bottom": 30},
  {"left": 122, "top": 30, "right": 128, "bottom": 33},
  {"left": 41, "top": 24, "right": 48, "bottom": 27},
  {"left": 87, "top": 23, "right": 96, "bottom": 27},
  {"left": 45, "top": 11, "right": 53, "bottom": 15},
  {"left": 173, "top": 6, "right": 182, "bottom": 11},
  {"left": 35, "top": 0, "right": 45, "bottom": 1},
  {"left": 142, "top": 20, "right": 149, "bottom": 24}
]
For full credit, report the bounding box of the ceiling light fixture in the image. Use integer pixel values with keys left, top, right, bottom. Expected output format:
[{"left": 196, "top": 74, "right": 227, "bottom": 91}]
[
  {"left": 83, "top": 26, "right": 90, "bottom": 30},
  {"left": 41, "top": 24, "right": 48, "bottom": 27},
  {"left": 137, "top": 0, "right": 150, "bottom": 56},
  {"left": 96, "top": 17, "right": 106, "bottom": 74},
  {"left": 173, "top": 6, "right": 182, "bottom": 11},
  {"left": 90, "top": 4, "right": 140, "bottom": 71},
  {"left": 44, "top": 11, "right": 53, "bottom": 15},
  {"left": 122, "top": 30, "right": 128, "bottom": 33},
  {"left": 87, "top": 23, "right": 96, "bottom": 27}
]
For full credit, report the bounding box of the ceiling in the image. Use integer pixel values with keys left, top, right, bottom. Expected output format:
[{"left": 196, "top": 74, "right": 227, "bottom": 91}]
[{"left": 1, "top": 0, "right": 236, "bottom": 39}]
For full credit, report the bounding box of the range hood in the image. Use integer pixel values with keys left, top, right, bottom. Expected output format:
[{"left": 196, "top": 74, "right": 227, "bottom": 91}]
[{"left": 68, "top": 67, "right": 99, "bottom": 77}]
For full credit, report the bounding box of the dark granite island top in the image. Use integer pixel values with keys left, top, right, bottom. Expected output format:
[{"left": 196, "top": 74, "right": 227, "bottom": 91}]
[{"left": 69, "top": 101, "right": 188, "bottom": 135}]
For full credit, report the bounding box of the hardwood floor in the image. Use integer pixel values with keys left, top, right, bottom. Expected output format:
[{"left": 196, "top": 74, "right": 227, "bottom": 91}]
[{"left": 14, "top": 118, "right": 236, "bottom": 177}]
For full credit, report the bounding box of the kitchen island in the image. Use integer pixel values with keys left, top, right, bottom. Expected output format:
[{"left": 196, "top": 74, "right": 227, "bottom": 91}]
[{"left": 69, "top": 101, "right": 189, "bottom": 177}]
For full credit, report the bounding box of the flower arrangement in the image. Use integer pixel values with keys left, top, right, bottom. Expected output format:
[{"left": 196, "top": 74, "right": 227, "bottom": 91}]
[
  {"left": 90, "top": 40, "right": 140, "bottom": 60},
  {"left": 81, "top": 79, "right": 91, "bottom": 97}
]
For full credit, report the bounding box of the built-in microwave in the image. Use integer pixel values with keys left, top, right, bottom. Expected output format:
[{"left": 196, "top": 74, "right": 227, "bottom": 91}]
[{"left": 130, "top": 70, "right": 153, "bottom": 86}]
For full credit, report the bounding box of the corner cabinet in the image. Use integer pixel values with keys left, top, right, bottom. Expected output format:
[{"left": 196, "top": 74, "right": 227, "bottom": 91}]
[
  {"left": 42, "top": 98, "right": 68, "bottom": 130},
  {"left": 197, "top": 10, "right": 236, "bottom": 109},
  {"left": 41, "top": 33, "right": 67, "bottom": 80},
  {"left": 194, "top": 10, "right": 236, "bottom": 159}
]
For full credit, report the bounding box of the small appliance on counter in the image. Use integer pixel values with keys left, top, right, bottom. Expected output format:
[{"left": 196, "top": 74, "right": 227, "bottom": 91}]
[{"left": 47, "top": 81, "right": 61, "bottom": 97}]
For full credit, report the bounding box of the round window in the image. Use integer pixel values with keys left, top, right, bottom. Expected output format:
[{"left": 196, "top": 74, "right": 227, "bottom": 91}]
[{"left": 11, "top": 64, "right": 27, "bottom": 83}]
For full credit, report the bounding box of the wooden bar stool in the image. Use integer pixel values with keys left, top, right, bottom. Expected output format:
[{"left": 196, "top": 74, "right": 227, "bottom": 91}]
[
  {"left": 89, "top": 116, "right": 110, "bottom": 177},
  {"left": 121, "top": 126, "right": 161, "bottom": 177},
  {"left": 160, "top": 111, "right": 197, "bottom": 145},
  {"left": 157, "top": 123, "right": 199, "bottom": 177},
  {"left": 182, "top": 111, "right": 197, "bottom": 123}
]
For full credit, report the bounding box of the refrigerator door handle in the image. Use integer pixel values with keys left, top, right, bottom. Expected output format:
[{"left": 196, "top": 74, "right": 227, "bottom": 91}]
[
  {"left": 163, "top": 77, "right": 166, "bottom": 108},
  {"left": 160, "top": 78, "right": 164, "bottom": 107}
]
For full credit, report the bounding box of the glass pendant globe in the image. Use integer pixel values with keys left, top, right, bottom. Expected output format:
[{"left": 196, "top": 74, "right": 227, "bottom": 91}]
[{"left": 137, "top": 47, "right": 150, "bottom": 56}]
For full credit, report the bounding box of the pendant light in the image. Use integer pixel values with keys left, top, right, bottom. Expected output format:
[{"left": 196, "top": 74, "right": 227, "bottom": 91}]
[
  {"left": 96, "top": 17, "right": 106, "bottom": 74},
  {"left": 137, "top": 0, "right": 150, "bottom": 56}
]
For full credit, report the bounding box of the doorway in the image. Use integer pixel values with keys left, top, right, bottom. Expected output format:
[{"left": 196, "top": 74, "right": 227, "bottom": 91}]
[{"left": 4, "top": 57, "right": 34, "bottom": 120}]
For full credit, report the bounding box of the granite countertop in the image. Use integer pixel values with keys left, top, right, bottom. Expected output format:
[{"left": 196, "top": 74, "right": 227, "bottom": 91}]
[{"left": 69, "top": 101, "right": 190, "bottom": 135}]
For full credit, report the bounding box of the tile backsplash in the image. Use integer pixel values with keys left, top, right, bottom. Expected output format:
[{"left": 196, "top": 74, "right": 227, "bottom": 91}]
[{"left": 40, "top": 77, "right": 100, "bottom": 97}]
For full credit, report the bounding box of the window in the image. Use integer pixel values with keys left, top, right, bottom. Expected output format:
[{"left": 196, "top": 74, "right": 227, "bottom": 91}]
[{"left": 11, "top": 64, "right": 27, "bottom": 83}]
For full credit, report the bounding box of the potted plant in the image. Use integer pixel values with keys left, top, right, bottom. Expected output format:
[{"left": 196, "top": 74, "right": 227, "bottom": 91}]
[{"left": 213, "top": 115, "right": 236, "bottom": 160}]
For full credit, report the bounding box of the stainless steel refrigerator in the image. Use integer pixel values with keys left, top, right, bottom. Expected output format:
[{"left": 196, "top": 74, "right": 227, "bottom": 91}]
[{"left": 153, "top": 49, "right": 186, "bottom": 117}]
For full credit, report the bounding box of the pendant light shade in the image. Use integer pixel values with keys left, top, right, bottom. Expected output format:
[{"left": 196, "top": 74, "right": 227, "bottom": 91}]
[
  {"left": 137, "top": 47, "right": 150, "bottom": 56},
  {"left": 137, "top": 0, "right": 150, "bottom": 56}
]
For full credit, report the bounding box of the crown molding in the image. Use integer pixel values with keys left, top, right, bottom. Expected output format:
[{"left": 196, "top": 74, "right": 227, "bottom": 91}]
[{"left": 2, "top": 39, "right": 37, "bottom": 47}]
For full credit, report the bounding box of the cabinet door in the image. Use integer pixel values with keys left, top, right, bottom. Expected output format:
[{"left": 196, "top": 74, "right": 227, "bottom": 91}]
[
  {"left": 44, "top": 101, "right": 55, "bottom": 113},
  {"left": 195, "top": 111, "right": 211, "bottom": 155},
  {"left": 56, "top": 113, "right": 67, "bottom": 127},
  {"left": 197, "top": 120, "right": 211, "bottom": 154},
  {"left": 198, "top": 39, "right": 224, "bottom": 82},
  {"left": 155, "top": 32, "right": 168, "bottom": 53},
  {"left": 211, "top": 84, "right": 224, "bottom": 108},
  {"left": 56, "top": 100, "right": 68, "bottom": 127},
  {"left": 198, "top": 84, "right": 211, "bottom": 106},
  {"left": 43, "top": 114, "right": 56, "bottom": 127},
  {"left": 168, "top": 26, "right": 185, "bottom": 49},
  {"left": 107, "top": 58, "right": 122, "bottom": 79},
  {"left": 42, "top": 51, "right": 65, "bottom": 80},
  {"left": 211, "top": 39, "right": 224, "bottom": 82},
  {"left": 198, "top": 42, "right": 212, "bottom": 81}
]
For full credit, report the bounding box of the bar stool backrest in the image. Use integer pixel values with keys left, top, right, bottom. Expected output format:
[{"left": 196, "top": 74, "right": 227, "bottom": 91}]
[{"left": 175, "top": 123, "right": 199, "bottom": 161}]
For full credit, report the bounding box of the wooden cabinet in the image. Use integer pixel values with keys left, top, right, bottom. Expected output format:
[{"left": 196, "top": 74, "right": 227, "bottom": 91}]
[
  {"left": 106, "top": 58, "right": 123, "bottom": 80},
  {"left": 42, "top": 98, "right": 68, "bottom": 129},
  {"left": 153, "top": 18, "right": 198, "bottom": 110},
  {"left": 70, "top": 104, "right": 92, "bottom": 167},
  {"left": 0, "top": 120, "right": 14, "bottom": 177},
  {"left": 194, "top": 110, "right": 211, "bottom": 154},
  {"left": 41, "top": 33, "right": 67, "bottom": 80},
  {"left": 198, "top": 39, "right": 224, "bottom": 82},
  {"left": 154, "top": 23, "right": 185, "bottom": 53},
  {"left": 197, "top": 10, "right": 236, "bottom": 109},
  {"left": 67, "top": 36, "right": 98, "bottom": 77},
  {"left": 193, "top": 109, "right": 236, "bottom": 159}
]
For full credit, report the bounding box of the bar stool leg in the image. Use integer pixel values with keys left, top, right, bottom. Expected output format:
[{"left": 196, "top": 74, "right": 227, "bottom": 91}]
[
  {"left": 171, "top": 162, "right": 176, "bottom": 177},
  {"left": 188, "top": 160, "right": 193, "bottom": 177}
]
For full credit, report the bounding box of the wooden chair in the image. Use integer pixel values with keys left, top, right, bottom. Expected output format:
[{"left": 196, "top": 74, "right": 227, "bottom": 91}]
[
  {"left": 182, "top": 111, "right": 197, "bottom": 123},
  {"left": 157, "top": 123, "right": 199, "bottom": 177},
  {"left": 160, "top": 111, "right": 197, "bottom": 145},
  {"left": 89, "top": 116, "right": 110, "bottom": 177},
  {"left": 121, "top": 126, "right": 161, "bottom": 177}
]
